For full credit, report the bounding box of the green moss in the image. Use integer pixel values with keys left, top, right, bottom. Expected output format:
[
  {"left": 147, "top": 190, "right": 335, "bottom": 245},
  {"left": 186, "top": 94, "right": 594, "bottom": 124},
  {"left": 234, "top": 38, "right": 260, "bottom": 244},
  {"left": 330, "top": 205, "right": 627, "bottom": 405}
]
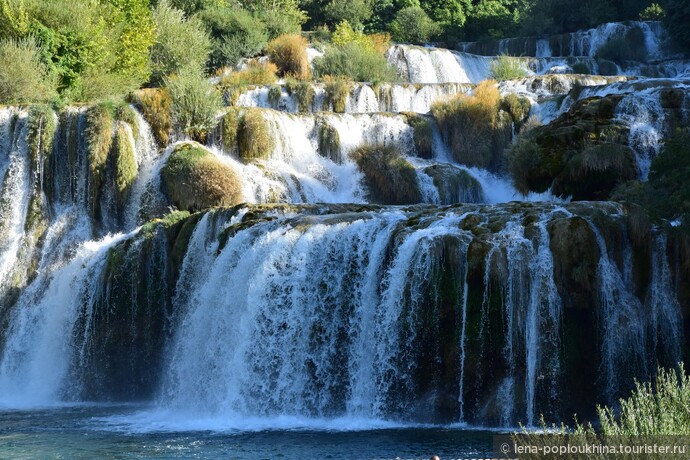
[
  {"left": 115, "top": 104, "right": 140, "bottom": 141},
  {"left": 85, "top": 103, "right": 115, "bottom": 217},
  {"left": 403, "top": 112, "right": 433, "bottom": 159},
  {"left": 114, "top": 123, "right": 138, "bottom": 195},
  {"left": 423, "top": 164, "right": 483, "bottom": 204},
  {"left": 221, "top": 108, "right": 240, "bottom": 153},
  {"left": 350, "top": 144, "right": 422, "bottom": 205},
  {"left": 318, "top": 121, "right": 341, "bottom": 163},
  {"left": 140, "top": 210, "right": 192, "bottom": 239},
  {"left": 237, "top": 108, "right": 274, "bottom": 162},
  {"left": 268, "top": 84, "right": 282, "bottom": 107},
  {"left": 162, "top": 142, "right": 243, "bottom": 212},
  {"left": 323, "top": 75, "right": 351, "bottom": 113},
  {"left": 500, "top": 93, "right": 531, "bottom": 126},
  {"left": 285, "top": 78, "right": 315, "bottom": 112},
  {"left": 27, "top": 105, "right": 56, "bottom": 164}
]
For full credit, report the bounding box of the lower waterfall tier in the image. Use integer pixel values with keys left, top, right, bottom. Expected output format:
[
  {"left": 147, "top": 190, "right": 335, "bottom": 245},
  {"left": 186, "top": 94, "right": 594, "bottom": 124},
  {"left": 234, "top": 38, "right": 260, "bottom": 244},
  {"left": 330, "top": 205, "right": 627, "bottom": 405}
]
[{"left": 1, "top": 202, "right": 687, "bottom": 427}]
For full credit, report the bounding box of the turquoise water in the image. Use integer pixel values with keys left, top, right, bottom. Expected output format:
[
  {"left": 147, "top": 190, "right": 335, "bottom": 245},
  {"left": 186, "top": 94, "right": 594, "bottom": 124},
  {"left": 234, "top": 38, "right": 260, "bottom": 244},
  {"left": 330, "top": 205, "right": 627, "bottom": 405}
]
[{"left": 0, "top": 406, "right": 499, "bottom": 459}]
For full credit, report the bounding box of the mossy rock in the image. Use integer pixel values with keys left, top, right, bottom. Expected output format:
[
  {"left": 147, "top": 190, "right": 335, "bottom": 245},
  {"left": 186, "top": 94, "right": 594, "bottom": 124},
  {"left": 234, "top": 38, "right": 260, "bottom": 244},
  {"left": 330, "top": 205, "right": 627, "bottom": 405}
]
[
  {"left": 423, "top": 164, "right": 483, "bottom": 204},
  {"left": 85, "top": 104, "right": 115, "bottom": 218},
  {"left": 350, "top": 144, "right": 422, "bottom": 205},
  {"left": 506, "top": 94, "right": 633, "bottom": 199},
  {"left": 318, "top": 121, "right": 341, "bottom": 163},
  {"left": 237, "top": 108, "right": 274, "bottom": 162},
  {"left": 403, "top": 112, "right": 434, "bottom": 160},
  {"left": 114, "top": 123, "right": 138, "bottom": 195},
  {"left": 162, "top": 142, "right": 243, "bottom": 212},
  {"left": 500, "top": 94, "right": 531, "bottom": 126}
]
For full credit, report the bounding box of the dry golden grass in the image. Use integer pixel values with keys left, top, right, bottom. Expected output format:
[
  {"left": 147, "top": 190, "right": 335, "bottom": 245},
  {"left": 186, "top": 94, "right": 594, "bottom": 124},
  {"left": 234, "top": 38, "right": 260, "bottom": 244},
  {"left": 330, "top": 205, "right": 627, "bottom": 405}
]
[
  {"left": 237, "top": 108, "right": 274, "bottom": 161},
  {"left": 129, "top": 88, "right": 172, "bottom": 146},
  {"left": 266, "top": 34, "right": 311, "bottom": 79}
]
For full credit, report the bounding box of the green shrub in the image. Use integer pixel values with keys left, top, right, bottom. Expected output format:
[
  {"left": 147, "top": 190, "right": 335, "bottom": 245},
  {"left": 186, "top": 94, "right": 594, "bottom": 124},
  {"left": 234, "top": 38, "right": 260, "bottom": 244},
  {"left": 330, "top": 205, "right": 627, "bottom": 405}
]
[
  {"left": 506, "top": 131, "right": 541, "bottom": 195},
  {"left": 129, "top": 88, "right": 172, "bottom": 146},
  {"left": 391, "top": 6, "right": 441, "bottom": 44},
  {"left": 220, "top": 62, "right": 279, "bottom": 87},
  {"left": 431, "top": 80, "right": 510, "bottom": 170},
  {"left": 266, "top": 34, "right": 310, "bottom": 79},
  {"left": 249, "top": 0, "right": 307, "bottom": 40},
  {"left": 571, "top": 62, "right": 592, "bottom": 74},
  {"left": 313, "top": 42, "right": 397, "bottom": 84},
  {"left": 403, "top": 112, "right": 434, "bottom": 159},
  {"left": 268, "top": 85, "right": 282, "bottom": 107},
  {"left": 285, "top": 78, "right": 315, "bottom": 112},
  {"left": 162, "top": 142, "right": 243, "bottom": 212},
  {"left": 318, "top": 122, "right": 341, "bottom": 163},
  {"left": 350, "top": 144, "right": 422, "bottom": 205},
  {"left": 640, "top": 3, "right": 665, "bottom": 20},
  {"left": 323, "top": 75, "right": 351, "bottom": 113},
  {"left": 166, "top": 67, "right": 222, "bottom": 143},
  {"left": 220, "top": 108, "right": 240, "bottom": 153},
  {"left": 237, "top": 108, "right": 274, "bottom": 161},
  {"left": 489, "top": 55, "right": 529, "bottom": 81},
  {"left": 596, "top": 31, "right": 648, "bottom": 63},
  {"left": 0, "top": 37, "right": 57, "bottom": 103},
  {"left": 150, "top": 0, "right": 211, "bottom": 86},
  {"left": 198, "top": 6, "right": 268, "bottom": 69}
]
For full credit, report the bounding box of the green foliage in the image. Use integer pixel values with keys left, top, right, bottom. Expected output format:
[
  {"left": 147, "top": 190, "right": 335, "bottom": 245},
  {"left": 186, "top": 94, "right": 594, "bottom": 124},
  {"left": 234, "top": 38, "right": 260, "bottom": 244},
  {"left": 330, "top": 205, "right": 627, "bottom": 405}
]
[
  {"left": 246, "top": 0, "right": 307, "bottom": 40},
  {"left": 640, "top": 3, "right": 664, "bottom": 20},
  {"left": 165, "top": 66, "right": 222, "bottom": 143},
  {"left": 313, "top": 41, "right": 397, "bottom": 83},
  {"left": 350, "top": 144, "right": 422, "bottom": 205},
  {"left": 267, "top": 84, "right": 282, "bottom": 106},
  {"left": 220, "top": 107, "right": 239, "bottom": 152},
  {"left": 266, "top": 34, "right": 310, "bottom": 79},
  {"left": 324, "top": 0, "right": 373, "bottom": 30},
  {"left": 0, "top": 37, "right": 56, "bottom": 103},
  {"left": 403, "top": 112, "right": 434, "bottom": 159},
  {"left": 463, "top": 0, "right": 520, "bottom": 40},
  {"left": 150, "top": 0, "right": 210, "bottom": 86},
  {"left": 162, "top": 142, "right": 243, "bottom": 212},
  {"left": 285, "top": 78, "right": 315, "bottom": 112},
  {"left": 323, "top": 75, "right": 351, "bottom": 112},
  {"left": 318, "top": 121, "right": 341, "bottom": 163},
  {"left": 489, "top": 55, "right": 529, "bottom": 81},
  {"left": 237, "top": 108, "right": 274, "bottom": 161},
  {"left": 198, "top": 5, "right": 268, "bottom": 68},
  {"left": 391, "top": 6, "right": 440, "bottom": 44},
  {"left": 501, "top": 93, "right": 531, "bottom": 125}
]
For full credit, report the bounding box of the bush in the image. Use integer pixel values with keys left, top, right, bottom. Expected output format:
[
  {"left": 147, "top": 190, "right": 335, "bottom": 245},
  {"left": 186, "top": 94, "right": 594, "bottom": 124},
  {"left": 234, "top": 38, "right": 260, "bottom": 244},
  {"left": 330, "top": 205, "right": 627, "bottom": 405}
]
[
  {"left": 431, "top": 80, "right": 510, "bottom": 170},
  {"left": 0, "top": 37, "right": 57, "bottom": 103},
  {"left": 403, "top": 112, "right": 434, "bottom": 159},
  {"left": 237, "top": 108, "right": 274, "bottom": 161},
  {"left": 313, "top": 42, "right": 398, "bottom": 83},
  {"left": 506, "top": 131, "right": 541, "bottom": 195},
  {"left": 640, "top": 3, "right": 665, "bottom": 20},
  {"left": 162, "top": 142, "right": 243, "bottom": 212},
  {"left": 391, "top": 6, "right": 441, "bottom": 44},
  {"left": 266, "top": 34, "right": 310, "bottom": 79},
  {"left": 221, "top": 62, "right": 278, "bottom": 87},
  {"left": 198, "top": 6, "right": 268, "bottom": 69},
  {"left": 166, "top": 67, "right": 222, "bottom": 143},
  {"left": 501, "top": 93, "right": 532, "bottom": 125},
  {"left": 350, "top": 144, "right": 422, "bottom": 205},
  {"left": 489, "top": 55, "right": 529, "bottom": 81},
  {"left": 323, "top": 75, "right": 351, "bottom": 113},
  {"left": 129, "top": 88, "right": 172, "bottom": 146},
  {"left": 285, "top": 78, "right": 315, "bottom": 112},
  {"left": 250, "top": 0, "right": 307, "bottom": 40},
  {"left": 150, "top": 0, "right": 211, "bottom": 86},
  {"left": 220, "top": 108, "right": 240, "bottom": 153}
]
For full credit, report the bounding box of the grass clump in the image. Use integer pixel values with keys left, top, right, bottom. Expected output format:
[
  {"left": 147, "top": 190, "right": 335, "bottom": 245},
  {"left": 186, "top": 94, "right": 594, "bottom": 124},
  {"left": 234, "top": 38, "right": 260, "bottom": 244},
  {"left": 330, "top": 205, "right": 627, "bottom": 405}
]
[
  {"left": 113, "top": 123, "right": 137, "bottom": 195},
  {"left": 268, "top": 85, "right": 283, "bottom": 107},
  {"left": 166, "top": 67, "right": 223, "bottom": 143},
  {"left": 0, "top": 38, "right": 57, "bottom": 104},
  {"left": 220, "top": 62, "right": 279, "bottom": 87},
  {"left": 266, "top": 34, "right": 311, "bottom": 79},
  {"left": 285, "top": 78, "right": 315, "bottom": 112},
  {"left": 323, "top": 75, "right": 351, "bottom": 113},
  {"left": 237, "top": 108, "right": 274, "bottom": 161},
  {"left": 318, "top": 121, "right": 341, "bottom": 163},
  {"left": 431, "top": 80, "right": 510, "bottom": 170},
  {"left": 489, "top": 55, "right": 529, "bottom": 81},
  {"left": 350, "top": 144, "right": 422, "bottom": 205},
  {"left": 129, "top": 88, "right": 172, "bottom": 146},
  {"left": 403, "top": 112, "right": 434, "bottom": 159},
  {"left": 220, "top": 108, "right": 241, "bottom": 153},
  {"left": 162, "top": 142, "right": 242, "bottom": 212}
]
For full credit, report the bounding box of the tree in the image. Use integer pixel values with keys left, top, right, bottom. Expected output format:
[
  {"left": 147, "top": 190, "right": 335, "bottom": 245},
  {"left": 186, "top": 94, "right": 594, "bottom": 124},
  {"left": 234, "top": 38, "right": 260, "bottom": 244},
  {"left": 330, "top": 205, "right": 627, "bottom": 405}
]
[
  {"left": 391, "top": 6, "right": 440, "bottom": 43},
  {"left": 663, "top": 0, "right": 690, "bottom": 51}
]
